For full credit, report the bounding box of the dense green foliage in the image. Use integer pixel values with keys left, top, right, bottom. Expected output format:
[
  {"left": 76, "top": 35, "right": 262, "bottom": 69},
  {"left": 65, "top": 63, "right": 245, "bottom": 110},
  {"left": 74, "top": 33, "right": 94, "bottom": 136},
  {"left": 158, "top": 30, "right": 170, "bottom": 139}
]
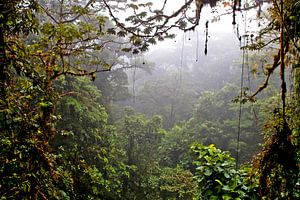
[
  {"left": 192, "top": 143, "right": 259, "bottom": 199},
  {"left": 52, "top": 76, "right": 128, "bottom": 199},
  {"left": 0, "top": 1, "right": 58, "bottom": 198},
  {"left": 0, "top": 0, "right": 299, "bottom": 199}
]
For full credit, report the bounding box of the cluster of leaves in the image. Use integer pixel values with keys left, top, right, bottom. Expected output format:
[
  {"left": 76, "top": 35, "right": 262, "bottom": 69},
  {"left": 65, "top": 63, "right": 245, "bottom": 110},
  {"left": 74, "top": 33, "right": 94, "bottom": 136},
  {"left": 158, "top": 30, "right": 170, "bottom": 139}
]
[
  {"left": 102, "top": 0, "right": 228, "bottom": 55},
  {"left": 191, "top": 143, "right": 259, "bottom": 200}
]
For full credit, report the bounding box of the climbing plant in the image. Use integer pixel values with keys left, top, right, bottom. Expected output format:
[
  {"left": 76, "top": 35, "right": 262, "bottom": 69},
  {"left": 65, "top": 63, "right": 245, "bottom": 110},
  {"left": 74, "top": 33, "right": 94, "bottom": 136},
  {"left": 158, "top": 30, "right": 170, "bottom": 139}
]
[{"left": 248, "top": 0, "right": 300, "bottom": 198}]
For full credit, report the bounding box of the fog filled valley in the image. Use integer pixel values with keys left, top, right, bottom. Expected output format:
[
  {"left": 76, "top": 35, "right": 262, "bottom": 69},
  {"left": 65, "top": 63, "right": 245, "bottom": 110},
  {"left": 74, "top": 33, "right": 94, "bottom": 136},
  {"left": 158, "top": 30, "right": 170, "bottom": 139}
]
[{"left": 0, "top": 0, "right": 299, "bottom": 199}]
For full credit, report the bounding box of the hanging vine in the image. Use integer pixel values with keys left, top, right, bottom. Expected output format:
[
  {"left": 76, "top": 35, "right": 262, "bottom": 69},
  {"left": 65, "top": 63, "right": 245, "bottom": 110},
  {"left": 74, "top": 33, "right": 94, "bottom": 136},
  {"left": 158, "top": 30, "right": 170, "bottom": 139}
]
[{"left": 249, "top": 0, "right": 300, "bottom": 198}]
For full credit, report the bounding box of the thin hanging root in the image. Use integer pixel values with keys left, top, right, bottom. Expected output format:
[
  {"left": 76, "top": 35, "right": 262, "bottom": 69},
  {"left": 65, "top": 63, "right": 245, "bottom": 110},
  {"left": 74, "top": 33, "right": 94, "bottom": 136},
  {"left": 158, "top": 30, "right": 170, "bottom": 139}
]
[
  {"left": 204, "top": 21, "right": 209, "bottom": 55},
  {"left": 196, "top": 29, "right": 199, "bottom": 62},
  {"left": 232, "top": 0, "right": 237, "bottom": 25}
]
